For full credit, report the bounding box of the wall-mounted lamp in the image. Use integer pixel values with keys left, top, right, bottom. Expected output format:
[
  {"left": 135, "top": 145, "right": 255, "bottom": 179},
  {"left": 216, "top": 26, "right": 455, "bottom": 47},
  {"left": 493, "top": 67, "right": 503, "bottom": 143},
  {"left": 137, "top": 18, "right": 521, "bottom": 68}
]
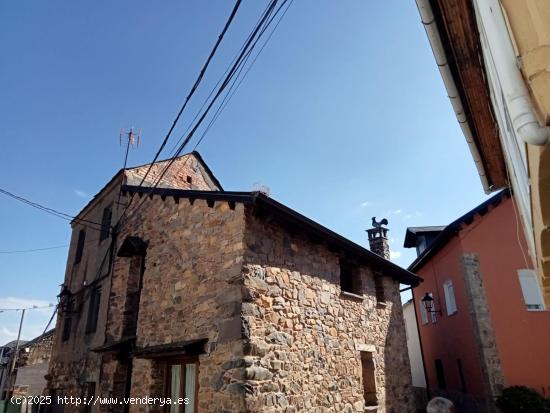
[{"left": 421, "top": 292, "right": 441, "bottom": 314}]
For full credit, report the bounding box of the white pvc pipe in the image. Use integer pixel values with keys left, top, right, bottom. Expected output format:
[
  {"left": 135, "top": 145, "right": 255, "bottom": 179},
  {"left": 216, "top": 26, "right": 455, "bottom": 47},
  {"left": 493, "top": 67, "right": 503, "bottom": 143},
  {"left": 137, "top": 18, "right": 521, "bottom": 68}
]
[
  {"left": 415, "top": 0, "right": 491, "bottom": 192},
  {"left": 474, "top": 0, "right": 549, "bottom": 146}
]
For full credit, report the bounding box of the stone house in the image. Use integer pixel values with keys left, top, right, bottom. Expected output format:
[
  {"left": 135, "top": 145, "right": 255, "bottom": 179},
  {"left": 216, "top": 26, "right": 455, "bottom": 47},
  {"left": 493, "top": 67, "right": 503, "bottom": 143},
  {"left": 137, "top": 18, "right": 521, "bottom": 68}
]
[{"left": 47, "top": 152, "right": 421, "bottom": 412}]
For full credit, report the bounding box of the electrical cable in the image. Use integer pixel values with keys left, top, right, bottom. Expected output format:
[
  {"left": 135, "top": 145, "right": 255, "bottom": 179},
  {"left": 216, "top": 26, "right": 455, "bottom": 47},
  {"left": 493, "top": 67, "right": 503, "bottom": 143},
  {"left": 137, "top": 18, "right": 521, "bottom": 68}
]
[
  {"left": 0, "top": 187, "right": 107, "bottom": 232},
  {"left": 125, "top": 0, "right": 283, "bottom": 222}
]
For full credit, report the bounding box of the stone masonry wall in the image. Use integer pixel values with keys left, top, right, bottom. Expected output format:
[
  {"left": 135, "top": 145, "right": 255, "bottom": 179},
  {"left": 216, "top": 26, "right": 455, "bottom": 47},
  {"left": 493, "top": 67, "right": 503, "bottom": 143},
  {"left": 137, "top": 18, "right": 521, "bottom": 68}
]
[
  {"left": 240, "top": 208, "right": 414, "bottom": 413},
  {"left": 461, "top": 253, "right": 505, "bottom": 413},
  {"left": 125, "top": 154, "right": 220, "bottom": 190},
  {"left": 118, "top": 195, "right": 248, "bottom": 412}
]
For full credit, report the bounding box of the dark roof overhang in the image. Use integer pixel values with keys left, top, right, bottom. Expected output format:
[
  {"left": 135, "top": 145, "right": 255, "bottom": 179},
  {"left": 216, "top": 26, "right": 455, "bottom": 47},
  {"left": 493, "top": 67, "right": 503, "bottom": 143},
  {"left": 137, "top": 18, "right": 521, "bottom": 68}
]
[
  {"left": 408, "top": 189, "right": 510, "bottom": 272},
  {"left": 403, "top": 226, "right": 446, "bottom": 248},
  {"left": 426, "top": 0, "right": 508, "bottom": 190},
  {"left": 134, "top": 339, "right": 208, "bottom": 359},
  {"left": 120, "top": 185, "right": 423, "bottom": 287}
]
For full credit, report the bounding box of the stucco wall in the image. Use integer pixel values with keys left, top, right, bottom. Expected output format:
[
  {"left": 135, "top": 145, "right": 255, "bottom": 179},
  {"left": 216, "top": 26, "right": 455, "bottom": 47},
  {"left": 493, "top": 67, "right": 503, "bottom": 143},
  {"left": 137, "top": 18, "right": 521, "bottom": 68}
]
[{"left": 403, "top": 301, "right": 426, "bottom": 388}]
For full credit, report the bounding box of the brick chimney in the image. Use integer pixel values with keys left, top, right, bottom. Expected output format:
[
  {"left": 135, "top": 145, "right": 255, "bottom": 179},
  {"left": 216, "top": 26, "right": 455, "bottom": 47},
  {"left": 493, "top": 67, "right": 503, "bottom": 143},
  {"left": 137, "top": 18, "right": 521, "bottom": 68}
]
[{"left": 367, "top": 217, "right": 390, "bottom": 260}]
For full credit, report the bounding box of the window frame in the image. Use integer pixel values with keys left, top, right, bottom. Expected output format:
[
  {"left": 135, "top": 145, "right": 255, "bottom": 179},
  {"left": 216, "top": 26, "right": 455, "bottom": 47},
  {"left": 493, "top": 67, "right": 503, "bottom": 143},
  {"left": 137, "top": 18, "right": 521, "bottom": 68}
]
[
  {"left": 517, "top": 269, "right": 545, "bottom": 311},
  {"left": 74, "top": 229, "right": 86, "bottom": 264},
  {"left": 360, "top": 351, "right": 378, "bottom": 407},
  {"left": 443, "top": 280, "right": 458, "bottom": 316},
  {"left": 99, "top": 206, "right": 112, "bottom": 242},
  {"left": 85, "top": 286, "right": 102, "bottom": 334},
  {"left": 339, "top": 259, "right": 362, "bottom": 296},
  {"left": 435, "top": 358, "right": 447, "bottom": 390},
  {"left": 163, "top": 357, "right": 199, "bottom": 413}
]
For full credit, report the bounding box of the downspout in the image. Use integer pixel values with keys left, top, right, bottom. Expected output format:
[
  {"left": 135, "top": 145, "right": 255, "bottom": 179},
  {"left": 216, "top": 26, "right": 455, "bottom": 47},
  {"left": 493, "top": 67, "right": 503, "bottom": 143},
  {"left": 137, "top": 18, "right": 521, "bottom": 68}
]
[
  {"left": 473, "top": 0, "right": 550, "bottom": 146},
  {"left": 415, "top": 0, "right": 492, "bottom": 193}
]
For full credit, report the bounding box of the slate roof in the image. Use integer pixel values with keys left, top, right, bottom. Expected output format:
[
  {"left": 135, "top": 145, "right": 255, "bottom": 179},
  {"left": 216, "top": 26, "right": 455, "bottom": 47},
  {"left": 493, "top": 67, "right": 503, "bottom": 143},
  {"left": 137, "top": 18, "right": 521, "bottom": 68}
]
[
  {"left": 407, "top": 189, "right": 510, "bottom": 272},
  {"left": 120, "top": 185, "right": 422, "bottom": 287},
  {"left": 403, "top": 226, "right": 447, "bottom": 248}
]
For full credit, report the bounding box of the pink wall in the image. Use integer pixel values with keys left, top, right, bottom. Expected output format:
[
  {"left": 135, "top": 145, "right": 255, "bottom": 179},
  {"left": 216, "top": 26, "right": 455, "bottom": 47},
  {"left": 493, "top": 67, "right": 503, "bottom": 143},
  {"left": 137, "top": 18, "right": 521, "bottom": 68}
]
[
  {"left": 414, "top": 196, "right": 550, "bottom": 398},
  {"left": 460, "top": 197, "right": 550, "bottom": 396}
]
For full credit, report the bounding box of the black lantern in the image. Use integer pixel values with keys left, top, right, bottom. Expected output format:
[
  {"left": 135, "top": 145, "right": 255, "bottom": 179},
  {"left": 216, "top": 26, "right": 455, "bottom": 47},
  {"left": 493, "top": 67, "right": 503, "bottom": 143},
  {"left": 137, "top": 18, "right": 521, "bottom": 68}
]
[
  {"left": 57, "top": 285, "right": 72, "bottom": 313},
  {"left": 421, "top": 292, "right": 441, "bottom": 314}
]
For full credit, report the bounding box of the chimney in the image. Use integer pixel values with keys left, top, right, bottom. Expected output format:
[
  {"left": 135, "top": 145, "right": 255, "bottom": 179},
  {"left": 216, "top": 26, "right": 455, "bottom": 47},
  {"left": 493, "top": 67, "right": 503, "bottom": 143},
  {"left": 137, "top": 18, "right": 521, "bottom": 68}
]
[{"left": 367, "top": 217, "right": 390, "bottom": 260}]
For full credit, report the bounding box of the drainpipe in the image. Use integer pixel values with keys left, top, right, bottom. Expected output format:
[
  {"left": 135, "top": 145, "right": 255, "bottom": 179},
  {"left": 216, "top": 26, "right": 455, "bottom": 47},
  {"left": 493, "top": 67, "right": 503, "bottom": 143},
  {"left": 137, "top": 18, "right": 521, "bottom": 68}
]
[
  {"left": 473, "top": 0, "right": 549, "bottom": 146},
  {"left": 415, "top": 0, "right": 492, "bottom": 193}
]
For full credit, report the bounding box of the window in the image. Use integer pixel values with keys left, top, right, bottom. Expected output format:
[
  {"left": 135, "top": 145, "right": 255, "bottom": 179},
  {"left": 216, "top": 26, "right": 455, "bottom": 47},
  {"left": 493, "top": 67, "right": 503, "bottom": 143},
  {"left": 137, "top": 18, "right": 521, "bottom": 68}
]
[
  {"left": 360, "top": 351, "right": 377, "bottom": 407},
  {"left": 374, "top": 274, "right": 385, "bottom": 303},
  {"left": 419, "top": 298, "right": 428, "bottom": 325},
  {"left": 99, "top": 206, "right": 112, "bottom": 242},
  {"left": 74, "top": 229, "right": 86, "bottom": 264},
  {"left": 62, "top": 298, "right": 74, "bottom": 342},
  {"left": 340, "top": 259, "right": 361, "bottom": 295},
  {"left": 165, "top": 360, "right": 198, "bottom": 413},
  {"left": 457, "top": 358, "right": 467, "bottom": 393},
  {"left": 85, "top": 287, "right": 101, "bottom": 334},
  {"left": 62, "top": 316, "right": 72, "bottom": 342},
  {"left": 416, "top": 237, "right": 427, "bottom": 256},
  {"left": 186, "top": 176, "right": 192, "bottom": 184},
  {"left": 435, "top": 359, "right": 446, "bottom": 390},
  {"left": 518, "top": 269, "right": 545, "bottom": 310},
  {"left": 443, "top": 280, "right": 457, "bottom": 315}
]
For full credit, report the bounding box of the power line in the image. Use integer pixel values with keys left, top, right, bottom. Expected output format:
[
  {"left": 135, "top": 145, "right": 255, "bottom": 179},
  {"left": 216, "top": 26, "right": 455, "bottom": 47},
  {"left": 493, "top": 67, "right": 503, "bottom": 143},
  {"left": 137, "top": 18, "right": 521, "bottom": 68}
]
[
  {"left": 129, "top": 0, "right": 281, "bottom": 215},
  {"left": 117, "top": 0, "right": 276, "bottom": 226},
  {"left": 0, "top": 245, "right": 68, "bottom": 254},
  {"left": 133, "top": 0, "right": 243, "bottom": 194},
  {"left": 0, "top": 187, "right": 106, "bottom": 232},
  {"left": 193, "top": 0, "right": 294, "bottom": 150}
]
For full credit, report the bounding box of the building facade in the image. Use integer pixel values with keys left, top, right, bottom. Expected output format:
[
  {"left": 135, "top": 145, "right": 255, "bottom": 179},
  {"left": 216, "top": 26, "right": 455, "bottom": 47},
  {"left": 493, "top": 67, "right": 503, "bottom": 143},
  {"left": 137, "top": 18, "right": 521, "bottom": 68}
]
[
  {"left": 414, "top": 0, "right": 550, "bottom": 306},
  {"left": 47, "top": 152, "right": 420, "bottom": 412},
  {"left": 405, "top": 191, "right": 550, "bottom": 412}
]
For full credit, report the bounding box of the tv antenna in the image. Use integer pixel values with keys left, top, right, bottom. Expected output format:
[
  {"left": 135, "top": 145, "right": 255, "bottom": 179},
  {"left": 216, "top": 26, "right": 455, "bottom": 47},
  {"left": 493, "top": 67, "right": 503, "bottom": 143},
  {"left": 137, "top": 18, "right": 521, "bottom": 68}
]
[{"left": 119, "top": 127, "right": 142, "bottom": 169}]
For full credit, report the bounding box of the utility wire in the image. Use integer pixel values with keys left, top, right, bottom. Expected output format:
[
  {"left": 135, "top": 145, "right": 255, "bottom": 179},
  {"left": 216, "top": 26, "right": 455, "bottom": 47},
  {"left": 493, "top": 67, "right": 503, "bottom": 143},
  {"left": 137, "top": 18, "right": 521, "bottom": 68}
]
[
  {"left": 193, "top": 0, "right": 293, "bottom": 150},
  {"left": 118, "top": 0, "right": 280, "bottom": 226},
  {"left": 0, "top": 245, "right": 68, "bottom": 254},
  {"left": 131, "top": 0, "right": 280, "bottom": 209},
  {"left": 132, "top": 0, "right": 243, "bottom": 196},
  {"left": 0, "top": 187, "right": 106, "bottom": 232}
]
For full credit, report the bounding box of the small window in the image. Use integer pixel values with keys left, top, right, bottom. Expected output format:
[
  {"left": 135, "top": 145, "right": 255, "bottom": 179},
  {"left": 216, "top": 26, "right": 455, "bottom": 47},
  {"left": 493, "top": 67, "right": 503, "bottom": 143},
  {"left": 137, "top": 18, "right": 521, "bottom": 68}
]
[
  {"left": 419, "top": 298, "right": 429, "bottom": 325},
  {"left": 165, "top": 361, "right": 198, "bottom": 413},
  {"left": 374, "top": 274, "right": 385, "bottom": 303},
  {"left": 360, "top": 351, "right": 377, "bottom": 407},
  {"left": 186, "top": 176, "right": 192, "bottom": 184},
  {"left": 62, "top": 315, "right": 72, "bottom": 342},
  {"left": 99, "top": 206, "right": 112, "bottom": 242},
  {"left": 457, "top": 358, "right": 467, "bottom": 393},
  {"left": 435, "top": 359, "right": 446, "bottom": 390},
  {"left": 340, "top": 259, "right": 361, "bottom": 295},
  {"left": 85, "top": 287, "right": 101, "bottom": 334},
  {"left": 443, "top": 280, "right": 457, "bottom": 315},
  {"left": 74, "top": 229, "right": 86, "bottom": 264},
  {"left": 518, "top": 269, "right": 545, "bottom": 311}
]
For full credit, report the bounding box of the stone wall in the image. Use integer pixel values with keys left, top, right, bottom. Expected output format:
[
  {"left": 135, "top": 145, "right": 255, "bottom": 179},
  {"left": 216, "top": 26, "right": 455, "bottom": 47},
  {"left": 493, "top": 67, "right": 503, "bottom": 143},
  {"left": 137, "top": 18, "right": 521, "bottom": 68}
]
[
  {"left": 461, "top": 253, "right": 504, "bottom": 413},
  {"left": 125, "top": 154, "right": 220, "bottom": 190},
  {"left": 240, "top": 208, "right": 414, "bottom": 413},
  {"left": 119, "top": 195, "right": 248, "bottom": 412},
  {"left": 47, "top": 152, "right": 219, "bottom": 409}
]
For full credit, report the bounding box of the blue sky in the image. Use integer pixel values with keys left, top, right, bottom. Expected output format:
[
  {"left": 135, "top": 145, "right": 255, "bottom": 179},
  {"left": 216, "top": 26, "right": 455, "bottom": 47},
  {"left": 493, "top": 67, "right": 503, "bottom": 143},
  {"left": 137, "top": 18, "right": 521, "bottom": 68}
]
[{"left": 0, "top": 0, "right": 490, "bottom": 344}]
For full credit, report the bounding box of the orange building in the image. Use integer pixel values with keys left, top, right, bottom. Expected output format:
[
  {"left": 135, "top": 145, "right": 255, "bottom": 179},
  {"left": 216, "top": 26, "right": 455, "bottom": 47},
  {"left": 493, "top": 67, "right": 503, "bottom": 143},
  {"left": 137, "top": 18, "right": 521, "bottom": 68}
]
[{"left": 405, "top": 190, "right": 550, "bottom": 412}]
